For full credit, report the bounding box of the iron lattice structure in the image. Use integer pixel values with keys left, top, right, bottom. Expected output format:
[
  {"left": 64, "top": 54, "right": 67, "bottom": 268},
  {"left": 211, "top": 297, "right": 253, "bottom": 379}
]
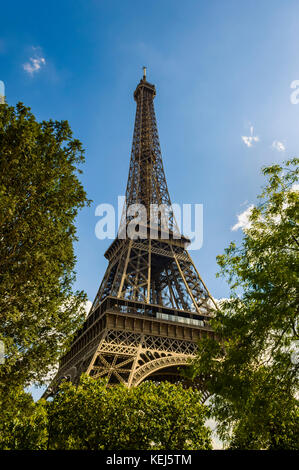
[{"left": 45, "top": 71, "right": 216, "bottom": 400}]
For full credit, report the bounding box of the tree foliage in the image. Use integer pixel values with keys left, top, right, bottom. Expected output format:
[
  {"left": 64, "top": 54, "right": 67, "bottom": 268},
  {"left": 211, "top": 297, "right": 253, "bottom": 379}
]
[
  {"left": 0, "top": 376, "right": 212, "bottom": 450},
  {"left": 190, "top": 158, "right": 299, "bottom": 449},
  {"left": 0, "top": 386, "right": 48, "bottom": 450},
  {"left": 0, "top": 103, "right": 90, "bottom": 393}
]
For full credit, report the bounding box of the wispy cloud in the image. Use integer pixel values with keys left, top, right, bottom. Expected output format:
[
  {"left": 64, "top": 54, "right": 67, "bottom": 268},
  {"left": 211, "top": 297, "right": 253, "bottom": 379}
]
[
  {"left": 241, "top": 126, "right": 259, "bottom": 148},
  {"left": 23, "top": 47, "right": 46, "bottom": 75},
  {"left": 271, "top": 140, "right": 285, "bottom": 152},
  {"left": 23, "top": 57, "right": 46, "bottom": 75},
  {"left": 232, "top": 204, "right": 254, "bottom": 231},
  {"left": 232, "top": 184, "right": 298, "bottom": 233}
]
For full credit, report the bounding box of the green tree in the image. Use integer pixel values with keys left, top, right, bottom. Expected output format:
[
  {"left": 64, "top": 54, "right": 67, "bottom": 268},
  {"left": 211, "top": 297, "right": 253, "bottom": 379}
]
[
  {"left": 46, "top": 376, "right": 212, "bottom": 450},
  {"left": 0, "top": 377, "right": 212, "bottom": 450},
  {"left": 0, "top": 103, "right": 90, "bottom": 394},
  {"left": 190, "top": 158, "right": 299, "bottom": 449},
  {"left": 0, "top": 387, "right": 48, "bottom": 450}
]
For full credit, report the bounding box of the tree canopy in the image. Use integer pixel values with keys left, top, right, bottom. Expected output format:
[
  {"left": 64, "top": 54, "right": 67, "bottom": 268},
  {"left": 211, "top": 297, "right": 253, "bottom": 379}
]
[
  {"left": 190, "top": 158, "right": 299, "bottom": 449},
  {"left": 0, "top": 376, "right": 212, "bottom": 450},
  {"left": 0, "top": 103, "right": 90, "bottom": 393}
]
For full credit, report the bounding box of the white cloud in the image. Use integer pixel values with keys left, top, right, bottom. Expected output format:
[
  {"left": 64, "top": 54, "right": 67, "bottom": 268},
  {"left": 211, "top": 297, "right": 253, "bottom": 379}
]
[
  {"left": 84, "top": 300, "right": 92, "bottom": 317},
  {"left": 0, "top": 80, "right": 4, "bottom": 103},
  {"left": 290, "top": 183, "right": 299, "bottom": 192},
  {"left": 232, "top": 184, "right": 298, "bottom": 233},
  {"left": 232, "top": 204, "right": 254, "bottom": 231},
  {"left": 213, "top": 297, "right": 232, "bottom": 306},
  {"left": 23, "top": 54, "right": 46, "bottom": 75},
  {"left": 241, "top": 126, "right": 259, "bottom": 148},
  {"left": 272, "top": 140, "right": 285, "bottom": 152},
  {"left": 241, "top": 135, "right": 259, "bottom": 147}
]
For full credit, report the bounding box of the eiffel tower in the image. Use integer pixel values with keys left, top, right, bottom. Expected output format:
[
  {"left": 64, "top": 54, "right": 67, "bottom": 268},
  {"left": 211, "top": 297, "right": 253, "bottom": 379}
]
[{"left": 45, "top": 69, "right": 216, "bottom": 398}]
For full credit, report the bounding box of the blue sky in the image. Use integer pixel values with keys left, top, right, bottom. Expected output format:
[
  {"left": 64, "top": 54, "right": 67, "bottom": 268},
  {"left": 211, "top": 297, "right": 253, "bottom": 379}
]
[{"left": 2, "top": 1, "right": 299, "bottom": 338}]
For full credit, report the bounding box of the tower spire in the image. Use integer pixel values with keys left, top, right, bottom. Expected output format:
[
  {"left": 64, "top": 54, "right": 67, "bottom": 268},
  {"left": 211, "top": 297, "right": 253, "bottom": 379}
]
[
  {"left": 119, "top": 71, "right": 178, "bottom": 236},
  {"left": 143, "top": 66, "right": 147, "bottom": 80}
]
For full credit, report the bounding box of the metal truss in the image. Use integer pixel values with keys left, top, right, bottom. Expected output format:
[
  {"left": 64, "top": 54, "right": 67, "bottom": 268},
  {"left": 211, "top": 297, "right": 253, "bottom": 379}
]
[
  {"left": 45, "top": 72, "right": 216, "bottom": 401},
  {"left": 118, "top": 74, "right": 178, "bottom": 235},
  {"left": 92, "top": 237, "right": 216, "bottom": 315}
]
